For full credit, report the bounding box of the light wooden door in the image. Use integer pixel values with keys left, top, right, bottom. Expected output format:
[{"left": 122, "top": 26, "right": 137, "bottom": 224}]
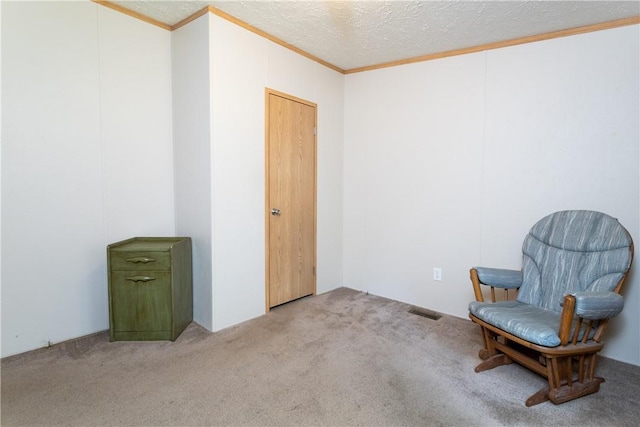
[{"left": 266, "top": 89, "right": 316, "bottom": 309}]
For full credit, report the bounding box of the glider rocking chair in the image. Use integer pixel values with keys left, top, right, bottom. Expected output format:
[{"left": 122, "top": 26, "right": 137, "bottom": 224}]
[{"left": 468, "top": 210, "right": 634, "bottom": 406}]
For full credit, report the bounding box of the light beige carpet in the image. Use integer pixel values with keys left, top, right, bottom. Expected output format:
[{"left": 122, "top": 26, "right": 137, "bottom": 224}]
[{"left": 2, "top": 287, "right": 638, "bottom": 426}]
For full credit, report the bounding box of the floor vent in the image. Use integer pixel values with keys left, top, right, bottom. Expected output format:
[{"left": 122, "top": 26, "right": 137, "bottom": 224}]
[{"left": 408, "top": 307, "right": 442, "bottom": 321}]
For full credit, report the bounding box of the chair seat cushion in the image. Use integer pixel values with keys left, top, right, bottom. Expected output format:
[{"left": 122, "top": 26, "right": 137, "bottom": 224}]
[{"left": 469, "top": 301, "right": 563, "bottom": 347}]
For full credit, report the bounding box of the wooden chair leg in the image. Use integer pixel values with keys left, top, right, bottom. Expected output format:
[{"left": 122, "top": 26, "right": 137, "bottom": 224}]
[
  {"left": 478, "top": 326, "right": 495, "bottom": 360},
  {"left": 525, "top": 355, "right": 555, "bottom": 407},
  {"left": 475, "top": 354, "right": 512, "bottom": 373},
  {"left": 565, "top": 356, "right": 573, "bottom": 387},
  {"left": 587, "top": 354, "right": 598, "bottom": 380},
  {"left": 578, "top": 355, "right": 585, "bottom": 382},
  {"left": 526, "top": 387, "right": 550, "bottom": 407},
  {"left": 550, "top": 357, "right": 561, "bottom": 390}
]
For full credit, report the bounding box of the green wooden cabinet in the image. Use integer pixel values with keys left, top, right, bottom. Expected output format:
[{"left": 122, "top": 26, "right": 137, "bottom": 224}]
[{"left": 108, "top": 237, "right": 193, "bottom": 341}]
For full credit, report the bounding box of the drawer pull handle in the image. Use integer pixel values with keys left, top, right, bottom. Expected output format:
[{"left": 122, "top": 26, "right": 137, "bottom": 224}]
[
  {"left": 125, "top": 276, "right": 156, "bottom": 283},
  {"left": 125, "top": 257, "right": 156, "bottom": 264}
]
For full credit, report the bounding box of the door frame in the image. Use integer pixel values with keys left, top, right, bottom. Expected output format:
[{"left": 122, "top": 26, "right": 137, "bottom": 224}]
[{"left": 264, "top": 88, "right": 318, "bottom": 311}]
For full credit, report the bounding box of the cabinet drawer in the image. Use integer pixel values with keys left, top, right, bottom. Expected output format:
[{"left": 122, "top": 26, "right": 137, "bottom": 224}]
[
  {"left": 110, "top": 271, "right": 171, "bottom": 332},
  {"left": 110, "top": 251, "right": 171, "bottom": 271}
]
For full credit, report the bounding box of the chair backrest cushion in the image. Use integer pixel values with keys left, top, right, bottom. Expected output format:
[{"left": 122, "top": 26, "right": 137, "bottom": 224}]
[{"left": 516, "top": 210, "right": 633, "bottom": 313}]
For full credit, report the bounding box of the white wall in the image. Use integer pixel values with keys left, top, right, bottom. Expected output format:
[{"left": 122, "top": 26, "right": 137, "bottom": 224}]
[
  {"left": 344, "top": 25, "right": 640, "bottom": 364},
  {"left": 208, "top": 14, "right": 344, "bottom": 331},
  {"left": 172, "top": 15, "right": 214, "bottom": 331},
  {"left": 1, "top": 1, "right": 175, "bottom": 357},
  {"left": 344, "top": 52, "right": 485, "bottom": 303},
  {"left": 99, "top": 6, "right": 175, "bottom": 243}
]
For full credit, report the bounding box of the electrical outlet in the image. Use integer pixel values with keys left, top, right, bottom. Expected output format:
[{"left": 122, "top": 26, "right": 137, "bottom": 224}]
[{"left": 433, "top": 268, "right": 442, "bottom": 281}]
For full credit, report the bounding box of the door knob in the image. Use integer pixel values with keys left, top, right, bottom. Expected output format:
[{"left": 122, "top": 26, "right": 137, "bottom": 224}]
[{"left": 271, "top": 208, "right": 281, "bottom": 216}]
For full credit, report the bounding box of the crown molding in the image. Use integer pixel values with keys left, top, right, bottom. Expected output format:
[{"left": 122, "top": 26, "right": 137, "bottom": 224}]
[
  {"left": 345, "top": 16, "right": 640, "bottom": 74},
  {"left": 92, "top": 2, "right": 638, "bottom": 76},
  {"left": 92, "top": 0, "right": 171, "bottom": 31}
]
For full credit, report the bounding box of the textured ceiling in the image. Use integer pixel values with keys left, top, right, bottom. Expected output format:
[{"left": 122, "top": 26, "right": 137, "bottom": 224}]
[{"left": 110, "top": 1, "right": 640, "bottom": 71}]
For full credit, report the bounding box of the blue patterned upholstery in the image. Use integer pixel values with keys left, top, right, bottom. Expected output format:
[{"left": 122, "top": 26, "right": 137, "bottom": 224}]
[
  {"left": 517, "top": 211, "right": 632, "bottom": 312},
  {"left": 470, "top": 210, "right": 633, "bottom": 347},
  {"left": 469, "top": 301, "right": 565, "bottom": 346},
  {"left": 573, "top": 291, "right": 624, "bottom": 320},
  {"left": 475, "top": 267, "right": 522, "bottom": 289}
]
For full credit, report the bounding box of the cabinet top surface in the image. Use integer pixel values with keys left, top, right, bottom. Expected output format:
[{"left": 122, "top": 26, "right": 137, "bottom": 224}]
[{"left": 108, "top": 237, "right": 189, "bottom": 252}]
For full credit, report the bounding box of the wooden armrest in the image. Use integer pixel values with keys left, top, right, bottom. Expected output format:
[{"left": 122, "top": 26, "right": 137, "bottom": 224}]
[
  {"left": 558, "top": 294, "right": 576, "bottom": 345},
  {"left": 470, "top": 268, "right": 484, "bottom": 302}
]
